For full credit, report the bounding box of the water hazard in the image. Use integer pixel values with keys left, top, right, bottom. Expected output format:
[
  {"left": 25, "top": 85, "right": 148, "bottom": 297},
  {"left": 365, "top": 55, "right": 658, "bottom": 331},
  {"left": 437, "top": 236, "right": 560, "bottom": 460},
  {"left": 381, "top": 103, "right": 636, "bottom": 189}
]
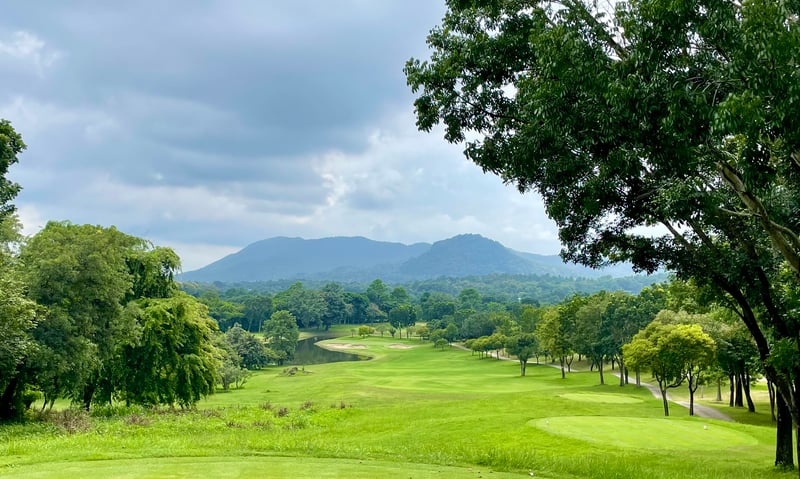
[{"left": 288, "top": 336, "right": 366, "bottom": 365}]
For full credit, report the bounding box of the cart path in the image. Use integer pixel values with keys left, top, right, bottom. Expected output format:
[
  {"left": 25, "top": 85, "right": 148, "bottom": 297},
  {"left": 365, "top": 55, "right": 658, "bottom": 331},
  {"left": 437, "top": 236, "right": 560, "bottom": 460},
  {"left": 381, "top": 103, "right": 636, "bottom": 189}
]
[{"left": 615, "top": 373, "right": 734, "bottom": 422}]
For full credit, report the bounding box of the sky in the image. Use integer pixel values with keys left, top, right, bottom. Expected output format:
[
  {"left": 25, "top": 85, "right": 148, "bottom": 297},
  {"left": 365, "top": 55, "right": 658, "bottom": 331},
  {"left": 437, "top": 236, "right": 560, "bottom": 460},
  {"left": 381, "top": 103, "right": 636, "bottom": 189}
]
[{"left": 1, "top": 1, "right": 561, "bottom": 271}]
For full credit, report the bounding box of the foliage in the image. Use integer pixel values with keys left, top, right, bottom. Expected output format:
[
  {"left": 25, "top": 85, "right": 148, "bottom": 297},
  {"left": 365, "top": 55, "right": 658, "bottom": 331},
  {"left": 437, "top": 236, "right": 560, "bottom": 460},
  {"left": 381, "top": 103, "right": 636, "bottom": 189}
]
[
  {"left": 388, "top": 304, "right": 416, "bottom": 337},
  {"left": 0, "top": 120, "right": 24, "bottom": 221},
  {"left": 117, "top": 294, "right": 219, "bottom": 407},
  {"left": 262, "top": 311, "right": 300, "bottom": 365},
  {"left": 224, "top": 324, "right": 270, "bottom": 370},
  {"left": 624, "top": 319, "right": 716, "bottom": 416},
  {"left": 406, "top": 0, "right": 800, "bottom": 466},
  {"left": 505, "top": 333, "right": 538, "bottom": 376}
]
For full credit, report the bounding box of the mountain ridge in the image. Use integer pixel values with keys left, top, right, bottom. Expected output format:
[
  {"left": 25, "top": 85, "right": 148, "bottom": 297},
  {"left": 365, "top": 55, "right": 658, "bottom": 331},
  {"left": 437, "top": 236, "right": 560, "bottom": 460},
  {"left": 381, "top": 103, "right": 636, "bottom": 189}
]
[{"left": 178, "top": 233, "right": 636, "bottom": 283}]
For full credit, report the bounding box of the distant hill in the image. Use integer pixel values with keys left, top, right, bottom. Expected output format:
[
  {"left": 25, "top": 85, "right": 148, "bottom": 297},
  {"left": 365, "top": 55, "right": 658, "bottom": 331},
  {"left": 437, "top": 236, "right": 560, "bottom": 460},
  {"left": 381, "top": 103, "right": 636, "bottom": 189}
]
[
  {"left": 179, "top": 233, "right": 640, "bottom": 283},
  {"left": 180, "top": 236, "right": 429, "bottom": 283},
  {"left": 397, "top": 234, "right": 538, "bottom": 277}
]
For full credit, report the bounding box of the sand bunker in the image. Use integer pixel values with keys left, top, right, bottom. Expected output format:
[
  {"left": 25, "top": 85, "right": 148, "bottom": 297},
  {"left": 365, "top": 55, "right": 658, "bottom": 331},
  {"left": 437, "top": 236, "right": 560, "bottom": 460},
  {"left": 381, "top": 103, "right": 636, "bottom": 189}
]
[
  {"left": 387, "top": 344, "right": 414, "bottom": 349},
  {"left": 324, "top": 343, "right": 368, "bottom": 350}
]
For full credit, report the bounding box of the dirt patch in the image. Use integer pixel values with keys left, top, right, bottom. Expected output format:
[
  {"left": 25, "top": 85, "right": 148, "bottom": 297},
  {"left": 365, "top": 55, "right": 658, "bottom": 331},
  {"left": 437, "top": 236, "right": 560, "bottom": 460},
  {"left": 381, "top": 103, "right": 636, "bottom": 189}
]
[
  {"left": 387, "top": 344, "right": 414, "bottom": 349},
  {"left": 324, "top": 343, "right": 368, "bottom": 350}
]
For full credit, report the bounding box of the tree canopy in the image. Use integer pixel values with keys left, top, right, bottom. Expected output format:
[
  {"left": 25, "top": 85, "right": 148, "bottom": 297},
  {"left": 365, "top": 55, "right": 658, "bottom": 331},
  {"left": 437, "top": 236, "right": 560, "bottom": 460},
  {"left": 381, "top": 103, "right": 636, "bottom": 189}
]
[{"left": 407, "top": 0, "right": 800, "bottom": 467}]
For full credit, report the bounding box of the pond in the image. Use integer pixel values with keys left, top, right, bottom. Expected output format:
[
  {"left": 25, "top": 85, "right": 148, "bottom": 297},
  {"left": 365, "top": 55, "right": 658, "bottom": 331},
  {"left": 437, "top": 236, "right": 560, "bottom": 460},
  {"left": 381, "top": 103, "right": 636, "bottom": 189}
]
[{"left": 288, "top": 336, "right": 366, "bottom": 365}]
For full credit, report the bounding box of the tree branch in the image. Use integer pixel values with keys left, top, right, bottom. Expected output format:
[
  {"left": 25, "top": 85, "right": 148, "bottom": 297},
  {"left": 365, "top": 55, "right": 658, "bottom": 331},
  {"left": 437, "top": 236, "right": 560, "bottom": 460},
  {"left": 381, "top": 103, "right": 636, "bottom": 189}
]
[{"left": 712, "top": 152, "right": 800, "bottom": 276}]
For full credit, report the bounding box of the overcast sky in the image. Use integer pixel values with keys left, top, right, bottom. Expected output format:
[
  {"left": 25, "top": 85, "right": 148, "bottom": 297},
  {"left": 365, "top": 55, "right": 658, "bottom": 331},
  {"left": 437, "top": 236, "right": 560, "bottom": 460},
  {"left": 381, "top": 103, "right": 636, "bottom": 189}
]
[{"left": 1, "top": 1, "right": 561, "bottom": 271}]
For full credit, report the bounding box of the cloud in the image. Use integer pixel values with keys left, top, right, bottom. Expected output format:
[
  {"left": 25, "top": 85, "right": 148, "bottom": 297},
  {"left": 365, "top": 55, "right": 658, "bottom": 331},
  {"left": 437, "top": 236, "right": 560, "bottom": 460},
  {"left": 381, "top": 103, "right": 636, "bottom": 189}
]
[
  {"left": 2, "top": 2, "right": 562, "bottom": 270},
  {"left": 0, "top": 31, "right": 61, "bottom": 77}
]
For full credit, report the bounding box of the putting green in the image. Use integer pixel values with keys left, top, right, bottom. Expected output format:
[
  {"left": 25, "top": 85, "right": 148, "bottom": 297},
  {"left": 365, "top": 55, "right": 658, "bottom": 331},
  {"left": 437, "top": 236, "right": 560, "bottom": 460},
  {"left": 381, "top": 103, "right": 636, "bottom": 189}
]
[
  {"left": 529, "top": 416, "right": 758, "bottom": 450},
  {"left": 0, "top": 456, "right": 530, "bottom": 479},
  {"left": 559, "top": 393, "right": 642, "bottom": 404}
]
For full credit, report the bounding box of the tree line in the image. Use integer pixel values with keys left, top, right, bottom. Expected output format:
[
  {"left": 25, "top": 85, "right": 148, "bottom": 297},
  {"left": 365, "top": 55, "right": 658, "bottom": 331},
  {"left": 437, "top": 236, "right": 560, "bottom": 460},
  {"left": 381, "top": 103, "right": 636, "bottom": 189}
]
[{"left": 0, "top": 121, "right": 304, "bottom": 418}]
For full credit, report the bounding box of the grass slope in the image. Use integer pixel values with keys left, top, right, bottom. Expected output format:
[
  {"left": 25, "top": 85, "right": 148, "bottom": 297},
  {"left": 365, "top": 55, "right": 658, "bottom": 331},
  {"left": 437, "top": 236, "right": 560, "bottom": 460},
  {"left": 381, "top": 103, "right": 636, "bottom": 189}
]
[{"left": 0, "top": 335, "right": 790, "bottom": 479}]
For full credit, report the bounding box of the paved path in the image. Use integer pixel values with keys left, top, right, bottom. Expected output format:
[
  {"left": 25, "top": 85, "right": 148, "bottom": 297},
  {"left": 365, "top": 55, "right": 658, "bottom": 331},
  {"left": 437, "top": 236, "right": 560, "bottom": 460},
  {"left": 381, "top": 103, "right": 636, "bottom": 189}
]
[{"left": 612, "top": 373, "right": 734, "bottom": 421}]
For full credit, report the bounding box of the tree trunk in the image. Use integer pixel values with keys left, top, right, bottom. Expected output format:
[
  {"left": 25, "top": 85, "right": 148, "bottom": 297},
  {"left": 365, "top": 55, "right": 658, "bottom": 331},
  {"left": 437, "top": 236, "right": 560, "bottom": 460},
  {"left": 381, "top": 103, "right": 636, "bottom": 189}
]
[
  {"left": 82, "top": 382, "right": 96, "bottom": 411},
  {"left": 559, "top": 356, "right": 566, "bottom": 379},
  {"left": 735, "top": 370, "right": 744, "bottom": 407},
  {"left": 768, "top": 381, "right": 776, "bottom": 422},
  {"left": 598, "top": 357, "right": 604, "bottom": 385},
  {"left": 660, "top": 386, "right": 670, "bottom": 416},
  {"left": 618, "top": 356, "right": 625, "bottom": 386},
  {"left": 742, "top": 371, "right": 755, "bottom": 412},
  {"left": 0, "top": 375, "right": 21, "bottom": 421},
  {"left": 775, "top": 394, "right": 794, "bottom": 469},
  {"left": 688, "top": 375, "right": 696, "bottom": 416},
  {"left": 520, "top": 360, "right": 527, "bottom": 377},
  {"left": 729, "top": 373, "right": 735, "bottom": 407}
]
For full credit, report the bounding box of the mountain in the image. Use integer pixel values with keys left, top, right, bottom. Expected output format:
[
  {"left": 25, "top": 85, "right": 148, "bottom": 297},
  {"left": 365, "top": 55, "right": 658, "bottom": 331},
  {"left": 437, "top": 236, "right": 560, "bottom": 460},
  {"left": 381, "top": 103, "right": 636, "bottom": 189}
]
[
  {"left": 397, "top": 234, "right": 538, "bottom": 277},
  {"left": 179, "top": 234, "right": 638, "bottom": 283},
  {"left": 179, "top": 236, "right": 429, "bottom": 283}
]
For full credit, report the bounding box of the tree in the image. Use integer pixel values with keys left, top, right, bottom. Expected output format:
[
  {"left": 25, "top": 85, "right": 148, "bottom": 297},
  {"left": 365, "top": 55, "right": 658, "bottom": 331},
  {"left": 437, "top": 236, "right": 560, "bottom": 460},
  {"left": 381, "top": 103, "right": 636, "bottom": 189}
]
[
  {"left": 20, "top": 222, "right": 143, "bottom": 409},
  {"left": 366, "top": 279, "right": 390, "bottom": 310},
  {"left": 457, "top": 288, "right": 482, "bottom": 311},
  {"left": 623, "top": 320, "right": 716, "bottom": 416},
  {"left": 224, "top": 323, "right": 269, "bottom": 369},
  {"left": 0, "top": 219, "right": 38, "bottom": 419},
  {"left": 406, "top": 0, "right": 800, "bottom": 467},
  {"left": 0, "top": 120, "right": 24, "bottom": 221},
  {"left": 117, "top": 294, "right": 220, "bottom": 407},
  {"left": 461, "top": 312, "right": 495, "bottom": 339},
  {"left": 505, "top": 333, "right": 538, "bottom": 376},
  {"left": 536, "top": 306, "right": 573, "bottom": 379},
  {"left": 262, "top": 310, "right": 299, "bottom": 365},
  {"left": 273, "top": 282, "right": 325, "bottom": 329},
  {"left": 321, "top": 282, "right": 347, "bottom": 330},
  {"left": 572, "top": 293, "right": 612, "bottom": 384},
  {"left": 241, "top": 295, "right": 272, "bottom": 333},
  {"left": 197, "top": 291, "right": 244, "bottom": 332},
  {"left": 388, "top": 304, "right": 417, "bottom": 338},
  {"left": 357, "top": 325, "right": 374, "bottom": 338},
  {"left": 420, "top": 292, "right": 456, "bottom": 322},
  {"left": 603, "top": 287, "right": 667, "bottom": 386},
  {"left": 345, "top": 293, "right": 370, "bottom": 324}
]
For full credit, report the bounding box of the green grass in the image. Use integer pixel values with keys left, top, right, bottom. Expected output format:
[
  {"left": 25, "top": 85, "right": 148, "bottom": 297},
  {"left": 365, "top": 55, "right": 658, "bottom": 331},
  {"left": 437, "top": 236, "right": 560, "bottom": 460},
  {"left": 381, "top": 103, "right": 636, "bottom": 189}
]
[{"left": 0, "top": 335, "right": 792, "bottom": 478}]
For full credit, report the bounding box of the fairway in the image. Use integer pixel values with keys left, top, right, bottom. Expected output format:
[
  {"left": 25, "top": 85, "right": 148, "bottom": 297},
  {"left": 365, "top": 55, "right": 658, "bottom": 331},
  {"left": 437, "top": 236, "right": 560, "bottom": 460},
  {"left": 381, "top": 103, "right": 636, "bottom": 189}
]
[
  {"left": 530, "top": 416, "right": 759, "bottom": 450},
  {"left": 0, "top": 335, "right": 788, "bottom": 479},
  {"left": 0, "top": 457, "right": 526, "bottom": 479},
  {"left": 559, "top": 392, "right": 643, "bottom": 404}
]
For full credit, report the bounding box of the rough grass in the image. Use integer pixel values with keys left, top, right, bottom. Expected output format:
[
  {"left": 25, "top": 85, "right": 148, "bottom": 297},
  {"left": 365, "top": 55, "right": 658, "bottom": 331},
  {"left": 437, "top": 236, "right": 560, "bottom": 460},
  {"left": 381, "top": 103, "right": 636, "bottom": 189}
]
[{"left": 0, "top": 335, "right": 792, "bottom": 479}]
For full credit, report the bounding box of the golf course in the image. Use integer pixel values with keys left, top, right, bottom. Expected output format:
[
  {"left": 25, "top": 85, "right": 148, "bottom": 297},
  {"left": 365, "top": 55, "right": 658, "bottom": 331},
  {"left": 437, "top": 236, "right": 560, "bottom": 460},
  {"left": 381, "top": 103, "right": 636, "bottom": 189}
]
[{"left": 0, "top": 331, "right": 787, "bottom": 479}]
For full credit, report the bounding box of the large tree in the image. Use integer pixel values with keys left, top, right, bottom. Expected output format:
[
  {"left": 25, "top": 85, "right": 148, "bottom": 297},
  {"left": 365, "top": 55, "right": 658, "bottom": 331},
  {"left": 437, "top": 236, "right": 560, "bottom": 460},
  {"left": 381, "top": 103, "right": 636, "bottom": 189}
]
[
  {"left": 20, "top": 222, "right": 142, "bottom": 409},
  {"left": 117, "top": 294, "right": 219, "bottom": 407},
  {"left": 263, "top": 310, "right": 300, "bottom": 365},
  {"left": 406, "top": 0, "right": 800, "bottom": 468},
  {"left": 0, "top": 120, "right": 24, "bottom": 221},
  {"left": 0, "top": 218, "right": 38, "bottom": 420}
]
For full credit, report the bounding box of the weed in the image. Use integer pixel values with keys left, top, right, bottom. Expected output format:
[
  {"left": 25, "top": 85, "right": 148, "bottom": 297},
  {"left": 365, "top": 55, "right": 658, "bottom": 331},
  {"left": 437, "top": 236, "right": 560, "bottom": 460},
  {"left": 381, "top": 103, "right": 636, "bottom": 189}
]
[
  {"left": 49, "top": 409, "right": 91, "bottom": 434},
  {"left": 124, "top": 413, "right": 150, "bottom": 427}
]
